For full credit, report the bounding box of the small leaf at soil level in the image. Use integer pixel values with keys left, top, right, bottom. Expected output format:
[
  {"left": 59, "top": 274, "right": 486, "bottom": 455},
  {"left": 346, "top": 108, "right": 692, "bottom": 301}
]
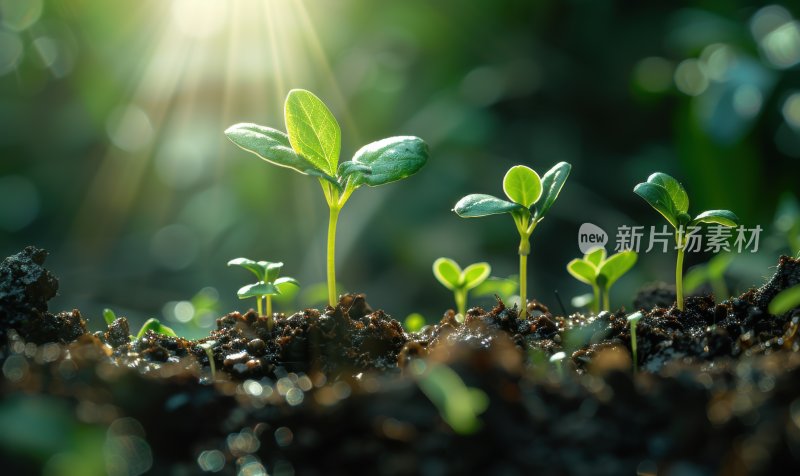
[
  {"left": 598, "top": 250, "right": 637, "bottom": 288},
  {"left": 768, "top": 284, "right": 800, "bottom": 315},
  {"left": 647, "top": 172, "right": 689, "bottom": 214},
  {"left": 691, "top": 209, "right": 739, "bottom": 227},
  {"left": 284, "top": 89, "right": 341, "bottom": 176},
  {"left": 535, "top": 161, "right": 572, "bottom": 220},
  {"left": 503, "top": 165, "right": 542, "bottom": 208},
  {"left": 343, "top": 136, "right": 428, "bottom": 187},
  {"left": 453, "top": 194, "right": 523, "bottom": 217},
  {"left": 404, "top": 313, "right": 426, "bottom": 333},
  {"left": 433, "top": 258, "right": 461, "bottom": 290}
]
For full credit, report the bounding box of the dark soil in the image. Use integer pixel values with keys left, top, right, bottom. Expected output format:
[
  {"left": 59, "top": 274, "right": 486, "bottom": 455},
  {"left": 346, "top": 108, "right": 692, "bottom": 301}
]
[{"left": 2, "top": 247, "right": 800, "bottom": 475}]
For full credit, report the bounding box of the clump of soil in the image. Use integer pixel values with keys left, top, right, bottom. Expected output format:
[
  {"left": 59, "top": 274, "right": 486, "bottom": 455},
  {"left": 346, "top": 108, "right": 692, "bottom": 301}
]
[{"left": 3, "top": 248, "right": 800, "bottom": 475}]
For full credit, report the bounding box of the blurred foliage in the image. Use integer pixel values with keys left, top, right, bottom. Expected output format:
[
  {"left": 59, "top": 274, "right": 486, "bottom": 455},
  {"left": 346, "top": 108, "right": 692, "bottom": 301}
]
[{"left": 1, "top": 0, "right": 799, "bottom": 335}]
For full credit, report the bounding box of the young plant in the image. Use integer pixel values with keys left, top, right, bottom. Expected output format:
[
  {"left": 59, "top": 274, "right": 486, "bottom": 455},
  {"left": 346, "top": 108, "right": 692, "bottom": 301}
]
[
  {"left": 225, "top": 90, "right": 428, "bottom": 307},
  {"left": 103, "top": 308, "right": 117, "bottom": 326},
  {"left": 432, "top": 258, "right": 491, "bottom": 317},
  {"left": 228, "top": 258, "right": 299, "bottom": 328},
  {"left": 566, "top": 247, "right": 637, "bottom": 313},
  {"left": 453, "top": 163, "right": 572, "bottom": 318},
  {"left": 634, "top": 172, "right": 739, "bottom": 311},
  {"left": 549, "top": 351, "right": 567, "bottom": 378},
  {"left": 136, "top": 318, "right": 177, "bottom": 340},
  {"left": 627, "top": 311, "right": 643, "bottom": 373}
]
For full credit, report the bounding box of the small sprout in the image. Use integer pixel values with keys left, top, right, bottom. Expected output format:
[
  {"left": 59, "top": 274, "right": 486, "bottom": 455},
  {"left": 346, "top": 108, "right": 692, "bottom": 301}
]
[
  {"left": 102, "top": 308, "right": 117, "bottom": 326},
  {"left": 228, "top": 258, "right": 299, "bottom": 330},
  {"left": 549, "top": 351, "right": 567, "bottom": 377},
  {"left": 768, "top": 284, "right": 800, "bottom": 315},
  {"left": 411, "top": 360, "right": 489, "bottom": 435},
  {"left": 454, "top": 162, "right": 571, "bottom": 318},
  {"left": 226, "top": 90, "right": 428, "bottom": 306},
  {"left": 404, "top": 313, "right": 426, "bottom": 333},
  {"left": 135, "top": 318, "right": 177, "bottom": 340},
  {"left": 432, "top": 258, "right": 491, "bottom": 317},
  {"left": 566, "top": 247, "right": 637, "bottom": 313},
  {"left": 634, "top": 172, "right": 739, "bottom": 311},
  {"left": 627, "top": 312, "right": 643, "bottom": 373},
  {"left": 684, "top": 253, "right": 734, "bottom": 302},
  {"left": 199, "top": 340, "right": 217, "bottom": 381}
]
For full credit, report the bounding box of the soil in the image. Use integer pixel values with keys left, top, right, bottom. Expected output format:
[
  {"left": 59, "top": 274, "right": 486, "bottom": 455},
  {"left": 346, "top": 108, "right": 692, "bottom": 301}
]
[{"left": 2, "top": 246, "right": 800, "bottom": 475}]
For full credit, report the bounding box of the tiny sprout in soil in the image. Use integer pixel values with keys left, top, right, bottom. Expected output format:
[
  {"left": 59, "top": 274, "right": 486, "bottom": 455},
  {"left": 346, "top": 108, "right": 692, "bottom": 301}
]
[
  {"left": 102, "top": 308, "right": 116, "bottom": 326},
  {"left": 549, "top": 351, "right": 567, "bottom": 377},
  {"left": 135, "top": 318, "right": 177, "bottom": 340},
  {"left": 227, "top": 257, "right": 299, "bottom": 329},
  {"left": 453, "top": 162, "right": 571, "bottom": 317},
  {"left": 634, "top": 172, "right": 739, "bottom": 311},
  {"left": 567, "top": 247, "right": 637, "bottom": 313},
  {"left": 225, "top": 89, "right": 428, "bottom": 307},
  {"left": 432, "top": 258, "right": 491, "bottom": 318},
  {"left": 627, "top": 311, "right": 643, "bottom": 373}
]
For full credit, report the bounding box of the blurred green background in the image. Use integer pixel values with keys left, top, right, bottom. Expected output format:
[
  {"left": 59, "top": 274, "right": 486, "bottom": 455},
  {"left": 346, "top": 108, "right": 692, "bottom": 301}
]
[{"left": 1, "top": 0, "right": 799, "bottom": 337}]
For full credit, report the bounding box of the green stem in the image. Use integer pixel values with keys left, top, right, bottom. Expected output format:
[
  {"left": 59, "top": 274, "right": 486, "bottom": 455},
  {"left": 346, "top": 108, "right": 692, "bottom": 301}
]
[
  {"left": 256, "top": 297, "right": 263, "bottom": 317},
  {"left": 455, "top": 289, "right": 467, "bottom": 317},
  {"left": 327, "top": 206, "right": 340, "bottom": 307},
  {"left": 592, "top": 284, "right": 600, "bottom": 314},
  {"left": 266, "top": 295, "right": 273, "bottom": 330},
  {"left": 519, "top": 252, "right": 528, "bottom": 319},
  {"left": 602, "top": 287, "right": 610, "bottom": 312},
  {"left": 676, "top": 246, "right": 685, "bottom": 311},
  {"left": 631, "top": 324, "right": 638, "bottom": 373}
]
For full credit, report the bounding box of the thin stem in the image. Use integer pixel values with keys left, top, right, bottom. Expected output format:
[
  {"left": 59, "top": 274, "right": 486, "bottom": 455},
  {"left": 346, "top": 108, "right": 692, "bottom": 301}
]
[
  {"left": 327, "top": 206, "right": 340, "bottom": 307},
  {"left": 592, "top": 284, "right": 600, "bottom": 314},
  {"left": 676, "top": 247, "right": 685, "bottom": 311},
  {"left": 519, "top": 252, "right": 528, "bottom": 319},
  {"left": 266, "top": 295, "right": 273, "bottom": 330},
  {"left": 455, "top": 289, "right": 466, "bottom": 317},
  {"left": 602, "top": 287, "right": 610, "bottom": 312},
  {"left": 256, "top": 297, "right": 263, "bottom": 317},
  {"left": 631, "top": 324, "right": 638, "bottom": 373}
]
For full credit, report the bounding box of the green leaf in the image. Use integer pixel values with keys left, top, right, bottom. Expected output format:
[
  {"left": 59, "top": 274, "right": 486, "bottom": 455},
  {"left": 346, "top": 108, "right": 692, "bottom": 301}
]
[
  {"left": 534, "top": 162, "right": 572, "bottom": 220},
  {"left": 102, "top": 308, "right": 116, "bottom": 326},
  {"left": 341, "top": 136, "right": 428, "bottom": 188},
  {"left": 690, "top": 210, "right": 739, "bottom": 227},
  {"left": 598, "top": 250, "right": 637, "bottom": 288},
  {"left": 453, "top": 194, "right": 524, "bottom": 218},
  {"left": 224, "top": 123, "right": 319, "bottom": 175},
  {"left": 647, "top": 172, "right": 689, "bottom": 214},
  {"left": 567, "top": 259, "right": 597, "bottom": 285},
  {"left": 228, "top": 258, "right": 267, "bottom": 280},
  {"left": 502, "top": 165, "right": 542, "bottom": 208},
  {"left": 136, "top": 318, "right": 177, "bottom": 340},
  {"left": 769, "top": 284, "right": 800, "bottom": 315},
  {"left": 284, "top": 89, "right": 341, "bottom": 176},
  {"left": 634, "top": 182, "right": 679, "bottom": 229},
  {"left": 265, "top": 262, "right": 284, "bottom": 283},
  {"left": 584, "top": 247, "right": 606, "bottom": 267},
  {"left": 433, "top": 258, "right": 462, "bottom": 290},
  {"left": 237, "top": 282, "right": 280, "bottom": 298},
  {"left": 461, "top": 262, "right": 491, "bottom": 290}
]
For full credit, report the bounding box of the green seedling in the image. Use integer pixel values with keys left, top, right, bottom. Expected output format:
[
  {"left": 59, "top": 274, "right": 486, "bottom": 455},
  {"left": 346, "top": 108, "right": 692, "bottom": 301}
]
[
  {"left": 432, "top": 258, "right": 491, "bottom": 317},
  {"left": 627, "top": 312, "right": 643, "bottom": 373},
  {"left": 102, "top": 308, "right": 117, "bottom": 326},
  {"left": 684, "top": 253, "right": 734, "bottom": 301},
  {"left": 549, "top": 351, "right": 567, "bottom": 377},
  {"left": 769, "top": 284, "right": 800, "bottom": 315},
  {"left": 199, "top": 340, "right": 217, "bottom": 381},
  {"left": 226, "top": 90, "right": 428, "bottom": 307},
  {"left": 454, "top": 162, "right": 572, "bottom": 318},
  {"left": 135, "top": 318, "right": 177, "bottom": 340},
  {"left": 634, "top": 172, "right": 739, "bottom": 311},
  {"left": 567, "top": 247, "right": 637, "bottom": 313},
  {"left": 228, "top": 258, "right": 298, "bottom": 328},
  {"left": 404, "top": 313, "right": 426, "bottom": 333}
]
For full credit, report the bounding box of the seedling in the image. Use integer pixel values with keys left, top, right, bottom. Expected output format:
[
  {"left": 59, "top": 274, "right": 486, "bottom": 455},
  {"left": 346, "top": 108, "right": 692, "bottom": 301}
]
[
  {"left": 634, "top": 172, "right": 739, "bottom": 311},
  {"left": 199, "top": 340, "right": 217, "bottom": 381},
  {"left": 454, "top": 162, "right": 572, "bottom": 318},
  {"left": 549, "top": 351, "right": 567, "bottom": 377},
  {"left": 432, "top": 258, "right": 491, "bottom": 317},
  {"left": 566, "top": 247, "right": 637, "bottom": 313},
  {"left": 769, "top": 284, "right": 800, "bottom": 315},
  {"left": 135, "top": 318, "right": 177, "bottom": 340},
  {"left": 228, "top": 258, "right": 299, "bottom": 328},
  {"left": 627, "top": 312, "right": 643, "bottom": 373},
  {"left": 226, "top": 90, "right": 428, "bottom": 307},
  {"left": 684, "top": 253, "right": 734, "bottom": 301},
  {"left": 102, "top": 308, "right": 117, "bottom": 326}
]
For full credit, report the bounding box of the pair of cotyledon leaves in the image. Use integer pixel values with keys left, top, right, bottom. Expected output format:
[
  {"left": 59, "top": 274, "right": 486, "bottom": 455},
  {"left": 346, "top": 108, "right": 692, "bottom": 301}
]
[
  {"left": 224, "top": 89, "right": 428, "bottom": 192},
  {"left": 567, "top": 247, "right": 637, "bottom": 290},
  {"left": 453, "top": 162, "right": 572, "bottom": 222},
  {"left": 432, "top": 258, "right": 491, "bottom": 293},
  {"left": 633, "top": 172, "right": 739, "bottom": 230},
  {"left": 227, "top": 258, "right": 299, "bottom": 299}
]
